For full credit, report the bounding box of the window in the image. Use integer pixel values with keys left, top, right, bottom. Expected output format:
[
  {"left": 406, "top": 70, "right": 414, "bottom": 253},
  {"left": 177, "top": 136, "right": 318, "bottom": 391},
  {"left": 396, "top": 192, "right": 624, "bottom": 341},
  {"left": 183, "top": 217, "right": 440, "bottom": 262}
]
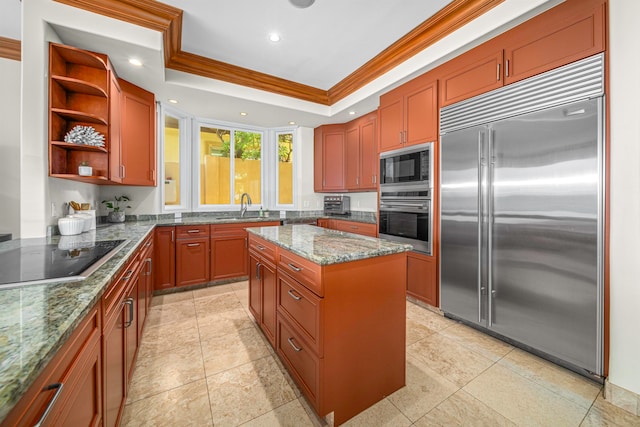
[
  {"left": 196, "top": 120, "right": 264, "bottom": 209},
  {"left": 276, "top": 131, "right": 294, "bottom": 206},
  {"left": 160, "top": 105, "right": 190, "bottom": 211}
]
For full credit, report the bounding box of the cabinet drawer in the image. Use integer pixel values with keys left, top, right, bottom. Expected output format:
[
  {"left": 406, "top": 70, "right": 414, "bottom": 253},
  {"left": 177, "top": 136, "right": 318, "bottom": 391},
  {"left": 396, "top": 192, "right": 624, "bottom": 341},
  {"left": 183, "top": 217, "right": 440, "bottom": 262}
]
[
  {"left": 176, "top": 225, "right": 210, "bottom": 239},
  {"left": 332, "top": 220, "right": 377, "bottom": 237},
  {"left": 277, "top": 318, "right": 320, "bottom": 407},
  {"left": 278, "top": 271, "right": 323, "bottom": 357},
  {"left": 248, "top": 235, "right": 277, "bottom": 263},
  {"left": 278, "top": 250, "right": 322, "bottom": 297},
  {"left": 103, "top": 259, "right": 139, "bottom": 317}
]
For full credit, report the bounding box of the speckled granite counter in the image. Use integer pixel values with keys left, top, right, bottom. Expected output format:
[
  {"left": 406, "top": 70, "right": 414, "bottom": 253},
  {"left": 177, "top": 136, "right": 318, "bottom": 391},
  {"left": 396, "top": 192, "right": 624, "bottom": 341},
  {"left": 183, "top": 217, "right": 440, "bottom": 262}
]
[{"left": 247, "top": 224, "right": 412, "bottom": 265}]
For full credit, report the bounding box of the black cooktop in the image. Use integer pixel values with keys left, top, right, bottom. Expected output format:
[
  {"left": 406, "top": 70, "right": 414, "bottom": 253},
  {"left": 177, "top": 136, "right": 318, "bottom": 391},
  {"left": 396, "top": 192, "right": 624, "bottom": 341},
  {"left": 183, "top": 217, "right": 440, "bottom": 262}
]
[{"left": 0, "top": 239, "right": 127, "bottom": 288}]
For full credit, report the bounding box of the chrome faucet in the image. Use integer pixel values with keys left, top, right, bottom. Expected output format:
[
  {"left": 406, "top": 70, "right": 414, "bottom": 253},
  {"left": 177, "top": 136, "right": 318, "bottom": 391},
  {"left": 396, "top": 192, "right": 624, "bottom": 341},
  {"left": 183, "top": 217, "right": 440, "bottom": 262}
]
[{"left": 240, "top": 193, "right": 252, "bottom": 217}]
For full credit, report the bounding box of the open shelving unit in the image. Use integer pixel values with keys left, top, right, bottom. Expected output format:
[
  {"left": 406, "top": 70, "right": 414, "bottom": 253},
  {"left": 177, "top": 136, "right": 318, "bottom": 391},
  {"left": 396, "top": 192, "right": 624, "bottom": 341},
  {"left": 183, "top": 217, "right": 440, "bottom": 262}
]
[{"left": 48, "top": 43, "right": 111, "bottom": 184}]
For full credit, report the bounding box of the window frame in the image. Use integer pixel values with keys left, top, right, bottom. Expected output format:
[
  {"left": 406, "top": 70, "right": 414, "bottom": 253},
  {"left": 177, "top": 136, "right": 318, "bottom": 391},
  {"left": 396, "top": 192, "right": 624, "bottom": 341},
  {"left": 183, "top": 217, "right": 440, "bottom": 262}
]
[
  {"left": 272, "top": 127, "right": 298, "bottom": 211},
  {"left": 159, "top": 103, "right": 192, "bottom": 213}
]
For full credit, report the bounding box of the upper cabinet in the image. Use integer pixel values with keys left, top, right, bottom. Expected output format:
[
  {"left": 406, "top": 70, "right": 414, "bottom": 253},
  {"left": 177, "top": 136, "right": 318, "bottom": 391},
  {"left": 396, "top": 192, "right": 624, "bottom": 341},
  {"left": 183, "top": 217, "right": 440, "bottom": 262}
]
[
  {"left": 314, "top": 112, "right": 378, "bottom": 193},
  {"left": 439, "top": 0, "right": 606, "bottom": 107},
  {"left": 48, "top": 43, "right": 156, "bottom": 186},
  {"left": 379, "top": 75, "right": 438, "bottom": 152},
  {"left": 49, "top": 43, "right": 110, "bottom": 183}
]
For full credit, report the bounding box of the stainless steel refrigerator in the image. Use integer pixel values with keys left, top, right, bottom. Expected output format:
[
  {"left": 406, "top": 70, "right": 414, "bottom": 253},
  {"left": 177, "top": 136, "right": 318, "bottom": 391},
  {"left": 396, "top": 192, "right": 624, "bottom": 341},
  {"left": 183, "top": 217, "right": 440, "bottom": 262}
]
[{"left": 439, "top": 54, "right": 605, "bottom": 378}]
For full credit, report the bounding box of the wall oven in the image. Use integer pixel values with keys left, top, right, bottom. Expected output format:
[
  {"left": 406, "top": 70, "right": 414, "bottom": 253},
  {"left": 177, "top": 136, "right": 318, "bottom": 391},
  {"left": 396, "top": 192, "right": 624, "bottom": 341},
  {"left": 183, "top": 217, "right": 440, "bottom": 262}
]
[{"left": 379, "top": 142, "right": 433, "bottom": 254}]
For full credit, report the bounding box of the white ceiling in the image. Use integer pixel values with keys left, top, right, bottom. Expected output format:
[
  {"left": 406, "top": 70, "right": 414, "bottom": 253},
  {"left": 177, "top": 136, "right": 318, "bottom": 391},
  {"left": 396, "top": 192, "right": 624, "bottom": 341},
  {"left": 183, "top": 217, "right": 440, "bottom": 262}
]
[{"left": 4, "top": 0, "right": 560, "bottom": 128}]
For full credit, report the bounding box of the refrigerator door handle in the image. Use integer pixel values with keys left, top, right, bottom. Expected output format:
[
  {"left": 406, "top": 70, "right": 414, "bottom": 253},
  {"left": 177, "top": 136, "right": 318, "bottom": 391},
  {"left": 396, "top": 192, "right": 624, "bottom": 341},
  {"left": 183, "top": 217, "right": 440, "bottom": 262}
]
[
  {"left": 478, "top": 130, "right": 485, "bottom": 323},
  {"left": 488, "top": 128, "right": 495, "bottom": 327}
]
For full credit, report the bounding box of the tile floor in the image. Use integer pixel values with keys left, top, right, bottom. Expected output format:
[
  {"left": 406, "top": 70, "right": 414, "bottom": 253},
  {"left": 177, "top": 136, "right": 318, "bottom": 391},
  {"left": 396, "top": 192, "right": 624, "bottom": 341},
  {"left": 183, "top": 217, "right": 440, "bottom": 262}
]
[{"left": 121, "top": 281, "right": 640, "bottom": 427}]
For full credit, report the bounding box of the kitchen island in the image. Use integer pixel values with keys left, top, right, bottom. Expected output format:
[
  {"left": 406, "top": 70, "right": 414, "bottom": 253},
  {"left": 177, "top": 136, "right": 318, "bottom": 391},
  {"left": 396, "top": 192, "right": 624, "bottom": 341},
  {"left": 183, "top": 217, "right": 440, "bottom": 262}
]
[{"left": 247, "top": 225, "right": 411, "bottom": 425}]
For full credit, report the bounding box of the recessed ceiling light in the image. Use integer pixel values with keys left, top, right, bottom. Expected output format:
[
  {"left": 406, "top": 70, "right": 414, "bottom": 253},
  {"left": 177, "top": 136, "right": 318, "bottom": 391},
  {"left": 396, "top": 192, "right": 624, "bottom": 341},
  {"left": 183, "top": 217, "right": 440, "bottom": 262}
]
[
  {"left": 240, "top": 112, "right": 248, "bottom": 116},
  {"left": 289, "top": 121, "right": 296, "bottom": 125},
  {"left": 348, "top": 111, "right": 356, "bottom": 115},
  {"left": 168, "top": 99, "right": 178, "bottom": 104},
  {"left": 269, "top": 33, "right": 281, "bottom": 42},
  {"left": 128, "top": 58, "right": 143, "bottom": 67}
]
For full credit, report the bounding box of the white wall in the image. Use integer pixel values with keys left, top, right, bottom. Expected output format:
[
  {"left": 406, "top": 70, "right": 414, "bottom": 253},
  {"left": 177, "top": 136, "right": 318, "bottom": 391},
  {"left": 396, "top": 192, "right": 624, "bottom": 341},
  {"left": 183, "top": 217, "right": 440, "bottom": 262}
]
[
  {"left": 0, "top": 58, "right": 21, "bottom": 238},
  {"left": 607, "top": 0, "right": 640, "bottom": 396}
]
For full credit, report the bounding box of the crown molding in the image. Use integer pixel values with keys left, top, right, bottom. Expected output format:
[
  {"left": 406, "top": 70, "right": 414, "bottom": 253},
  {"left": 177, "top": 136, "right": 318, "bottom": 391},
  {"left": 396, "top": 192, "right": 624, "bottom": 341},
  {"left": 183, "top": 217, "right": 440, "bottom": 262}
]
[
  {"left": 0, "top": 37, "right": 21, "bottom": 61},
  {"left": 54, "top": 0, "right": 503, "bottom": 105}
]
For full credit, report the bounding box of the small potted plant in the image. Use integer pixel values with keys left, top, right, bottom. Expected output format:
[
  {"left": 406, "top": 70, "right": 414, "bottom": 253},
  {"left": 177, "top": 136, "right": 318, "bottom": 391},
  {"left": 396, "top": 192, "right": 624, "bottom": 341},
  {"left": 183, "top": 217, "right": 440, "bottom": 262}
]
[
  {"left": 78, "top": 161, "right": 92, "bottom": 176},
  {"left": 102, "top": 195, "right": 131, "bottom": 223}
]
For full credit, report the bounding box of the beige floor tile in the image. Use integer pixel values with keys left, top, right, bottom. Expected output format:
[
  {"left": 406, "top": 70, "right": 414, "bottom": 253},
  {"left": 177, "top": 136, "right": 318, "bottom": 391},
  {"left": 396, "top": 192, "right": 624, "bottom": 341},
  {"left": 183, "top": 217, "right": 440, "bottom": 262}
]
[
  {"left": 407, "top": 333, "right": 494, "bottom": 388},
  {"left": 137, "top": 317, "right": 200, "bottom": 360},
  {"left": 387, "top": 355, "right": 458, "bottom": 422},
  {"left": 340, "top": 398, "right": 412, "bottom": 427},
  {"left": 241, "top": 398, "right": 316, "bottom": 427},
  {"left": 582, "top": 391, "right": 640, "bottom": 426},
  {"left": 231, "top": 280, "right": 249, "bottom": 292},
  {"left": 201, "top": 325, "right": 272, "bottom": 376},
  {"left": 406, "top": 302, "right": 454, "bottom": 332},
  {"left": 438, "top": 322, "right": 513, "bottom": 362},
  {"left": 121, "top": 379, "right": 213, "bottom": 427},
  {"left": 194, "top": 292, "right": 243, "bottom": 317},
  {"left": 150, "top": 290, "right": 193, "bottom": 307},
  {"left": 499, "top": 348, "right": 601, "bottom": 409},
  {"left": 145, "top": 299, "right": 196, "bottom": 328},
  {"left": 406, "top": 316, "right": 438, "bottom": 346},
  {"left": 235, "top": 288, "right": 250, "bottom": 311},
  {"left": 464, "top": 363, "right": 589, "bottom": 426},
  {"left": 197, "top": 307, "right": 255, "bottom": 339},
  {"left": 414, "top": 390, "right": 516, "bottom": 427},
  {"left": 126, "top": 341, "right": 205, "bottom": 403},
  {"left": 206, "top": 356, "right": 297, "bottom": 426},
  {"left": 193, "top": 282, "right": 237, "bottom": 299}
]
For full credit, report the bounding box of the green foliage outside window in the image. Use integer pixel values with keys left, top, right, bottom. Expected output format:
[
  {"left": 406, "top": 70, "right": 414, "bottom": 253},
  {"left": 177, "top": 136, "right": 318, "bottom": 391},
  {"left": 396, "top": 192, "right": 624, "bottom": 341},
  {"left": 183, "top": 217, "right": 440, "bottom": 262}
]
[{"left": 221, "top": 131, "right": 262, "bottom": 159}]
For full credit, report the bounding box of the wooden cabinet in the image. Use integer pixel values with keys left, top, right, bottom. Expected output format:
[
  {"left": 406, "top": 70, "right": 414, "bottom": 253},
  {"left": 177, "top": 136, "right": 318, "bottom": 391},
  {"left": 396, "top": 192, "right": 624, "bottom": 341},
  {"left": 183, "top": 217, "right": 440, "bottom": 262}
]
[
  {"left": 48, "top": 43, "right": 110, "bottom": 184},
  {"left": 154, "top": 226, "right": 175, "bottom": 291},
  {"left": 314, "top": 125, "right": 346, "bottom": 192},
  {"left": 332, "top": 219, "right": 377, "bottom": 237},
  {"left": 274, "top": 247, "right": 407, "bottom": 425},
  {"left": 316, "top": 218, "right": 330, "bottom": 228},
  {"left": 176, "top": 225, "right": 210, "bottom": 287},
  {"left": 346, "top": 112, "right": 378, "bottom": 190},
  {"left": 438, "top": 0, "right": 606, "bottom": 107},
  {"left": 111, "top": 78, "right": 156, "bottom": 186},
  {"left": 0, "top": 306, "right": 102, "bottom": 427},
  {"left": 379, "top": 76, "right": 438, "bottom": 152},
  {"left": 406, "top": 251, "right": 438, "bottom": 307},
  {"left": 248, "top": 235, "right": 279, "bottom": 347},
  {"left": 137, "top": 236, "right": 154, "bottom": 339}
]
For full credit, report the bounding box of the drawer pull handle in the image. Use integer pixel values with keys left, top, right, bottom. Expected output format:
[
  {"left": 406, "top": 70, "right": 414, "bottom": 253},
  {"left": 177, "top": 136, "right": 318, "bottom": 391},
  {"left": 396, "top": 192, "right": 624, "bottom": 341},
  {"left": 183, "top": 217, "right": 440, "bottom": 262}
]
[
  {"left": 187, "top": 243, "right": 200, "bottom": 247},
  {"left": 287, "top": 289, "right": 302, "bottom": 301},
  {"left": 34, "top": 382, "right": 64, "bottom": 427},
  {"left": 257, "top": 245, "right": 266, "bottom": 250},
  {"left": 288, "top": 337, "right": 302, "bottom": 352},
  {"left": 122, "top": 269, "right": 134, "bottom": 281},
  {"left": 124, "top": 298, "right": 134, "bottom": 328},
  {"left": 187, "top": 229, "right": 201, "bottom": 233},
  {"left": 288, "top": 263, "right": 302, "bottom": 272}
]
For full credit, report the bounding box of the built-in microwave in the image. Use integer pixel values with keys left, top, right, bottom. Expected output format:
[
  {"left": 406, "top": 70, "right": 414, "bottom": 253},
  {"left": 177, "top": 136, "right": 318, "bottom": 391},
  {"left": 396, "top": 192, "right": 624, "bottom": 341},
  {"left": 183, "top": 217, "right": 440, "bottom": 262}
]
[{"left": 380, "top": 142, "right": 432, "bottom": 186}]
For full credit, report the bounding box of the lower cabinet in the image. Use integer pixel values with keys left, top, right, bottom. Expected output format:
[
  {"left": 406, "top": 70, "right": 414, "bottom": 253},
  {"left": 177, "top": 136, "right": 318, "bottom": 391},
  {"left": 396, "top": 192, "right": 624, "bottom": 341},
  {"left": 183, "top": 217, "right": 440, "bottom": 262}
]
[
  {"left": 248, "top": 235, "right": 278, "bottom": 347},
  {"left": 176, "top": 236, "right": 210, "bottom": 287},
  {"left": 406, "top": 251, "right": 438, "bottom": 307},
  {"left": 317, "top": 218, "right": 377, "bottom": 237},
  {"left": 1, "top": 305, "right": 102, "bottom": 427},
  {"left": 154, "top": 226, "right": 175, "bottom": 290}
]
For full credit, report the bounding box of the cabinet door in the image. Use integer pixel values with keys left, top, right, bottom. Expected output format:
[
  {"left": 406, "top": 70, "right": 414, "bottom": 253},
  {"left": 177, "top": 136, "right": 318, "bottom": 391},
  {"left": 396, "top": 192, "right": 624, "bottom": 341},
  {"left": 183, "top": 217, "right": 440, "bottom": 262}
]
[
  {"left": 405, "top": 80, "right": 438, "bottom": 146},
  {"left": 261, "top": 261, "right": 277, "bottom": 347},
  {"left": 176, "top": 237, "right": 210, "bottom": 287},
  {"left": 109, "top": 74, "right": 123, "bottom": 183},
  {"left": 379, "top": 97, "right": 403, "bottom": 152},
  {"left": 154, "top": 227, "right": 175, "bottom": 290},
  {"left": 333, "top": 220, "right": 377, "bottom": 237},
  {"left": 210, "top": 233, "right": 247, "bottom": 280},
  {"left": 504, "top": 0, "right": 605, "bottom": 85},
  {"left": 248, "top": 252, "right": 262, "bottom": 322},
  {"left": 118, "top": 78, "right": 156, "bottom": 186},
  {"left": 407, "top": 252, "right": 438, "bottom": 307},
  {"left": 103, "top": 303, "right": 126, "bottom": 427},
  {"left": 124, "top": 281, "right": 138, "bottom": 385},
  {"left": 440, "top": 49, "right": 503, "bottom": 107},
  {"left": 345, "top": 126, "right": 360, "bottom": 190},
  {"left": 359, "top": 119, "right": 377, "bottom": 189},
  {"left": 321, "top": 131, "right": 346, "bottom": 191}
]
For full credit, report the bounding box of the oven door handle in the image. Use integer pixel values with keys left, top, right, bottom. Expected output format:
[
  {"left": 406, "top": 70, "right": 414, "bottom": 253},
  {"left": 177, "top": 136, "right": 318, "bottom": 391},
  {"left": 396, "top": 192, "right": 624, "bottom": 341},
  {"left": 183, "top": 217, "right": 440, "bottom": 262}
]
[{"left": 380, "top": 203, "right": 429, "bottom": 211}]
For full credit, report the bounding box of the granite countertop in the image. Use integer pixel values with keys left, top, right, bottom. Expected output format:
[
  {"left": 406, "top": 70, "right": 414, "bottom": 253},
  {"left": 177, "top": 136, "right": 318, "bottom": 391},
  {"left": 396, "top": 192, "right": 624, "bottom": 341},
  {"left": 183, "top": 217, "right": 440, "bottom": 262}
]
[
  {"left": 248, "top": 224, "right": 412, "bottom": 265},
  {"left": 0, "top": 214, "right": 377, "bottom": 422}
]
